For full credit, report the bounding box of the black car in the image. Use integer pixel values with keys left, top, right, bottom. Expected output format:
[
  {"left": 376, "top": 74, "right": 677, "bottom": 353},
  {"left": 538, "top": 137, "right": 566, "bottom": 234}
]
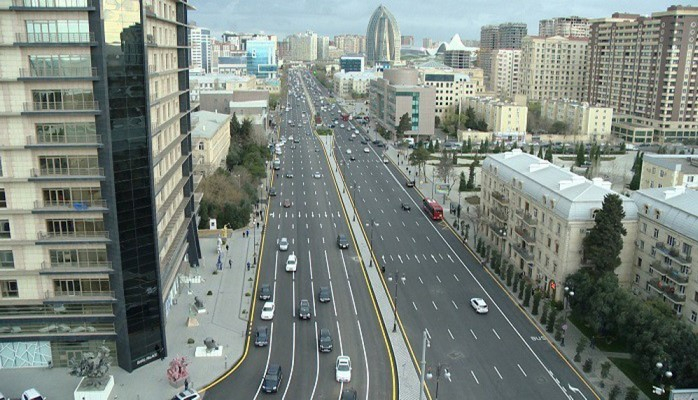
[
  {"left": 258, "top": 283, "right": 272, "bottom": 300},
  {"left": 337, "top": 234, "right": 349, "bottom": 249},
  {"left": 350, "top": 155, "right": 356, "bottom": 161},
  {"left": 255, "top": 326, "right": 269, "bottom": 347},
  {"left": 262, "top": 364, "right": 283, "bottom": 393},
  {"left": 360, "top": 139, "right": 367, "bottom": 144},
  {"left": 340, "top": 388, "right": 357, "bottom": 400},
  {"left": 269, "top": 187, "right": 277, "bottom": 196},
  {"left": 299, "top": 299, "right": 311, "bottom": 320},
  {"left": 376, "top": 142, "right": 385, "bottom": 147},
  {"left": 405, "top": 180, "right": 415, "bottom": 188},
  {"left": 319, "top": 328, "right": 333, "bottom": 352},
  {"left": 401, "top": 202, "right": 411, "bottom": 211},
  {"left": 318, "top": 286, "right": 332, "bottom": 303},
  {"left": 372, "top": 140, "right": 381, "bottom": 145}
]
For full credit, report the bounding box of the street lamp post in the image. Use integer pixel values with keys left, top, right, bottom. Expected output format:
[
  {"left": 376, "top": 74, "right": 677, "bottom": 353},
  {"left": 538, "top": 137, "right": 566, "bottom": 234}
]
[
  {"left": 431, "top": 168, "right": 436, "bottom": 198},
  {"left": 562, "top": 286, "right": 575, "bottom": 346},
  {"left": 427, "top": 363, "right": 451, "bottom": 400},
  {"left": 387, "top": 271, "right": 405, "bottom": 332},
  {"left": 418, "top": 330, "right": 430, "bottom": 400},
  {"left": 365, "top": 218, "right": 378, "bottom": 267},
  {"left": 653, "top": 362, "right": 673, "bottom": 395}
]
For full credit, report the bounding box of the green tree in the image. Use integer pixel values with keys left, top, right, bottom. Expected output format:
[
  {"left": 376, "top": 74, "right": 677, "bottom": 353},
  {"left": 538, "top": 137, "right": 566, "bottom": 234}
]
[
  {"left": 396, "top": 112, "right": 411, "bottom": 138},
  {"left": 466, "top": 137, "right": 472, "bottom": 152},
  {"left": 512, "top": 271, "right": 520, "bottom": 293},
  {"left": 466, "top": 157, "right": 478, "bottom": 189},
  {"left": 523, "top": 284, "right": 532, "bottom": 307},
  {"left": 480, "top": 139, "right": 490, "bottom": 154},
  {"left": 408, "top": 147, "right": 431, "bottom": 177},
  {"left": 546, "top": 308, "right": 558, "bottom": 333},
  {"left": 532, "top": 291, "right": 542, "bottom": 315},
  {"left": 459, "top": 171, "right": 467, "bottom": 192},
  {"left": 506, "top": 264, "right": 514, "bottom": 286},
  {"left": 624, "top": 386, "right": 639, "bottom": 400},
  {"left": 608, "top": 385, "right": 622, "bottom": 400},
  {"left": 540, "top": 301, "right": 550, "bottom": 324},
  {"left": 518, "top": 279, "right": 525, "bottom": 300},
  {"left": 575, "top": 143, "right": 586, "bottom": 167},
  {"left": 574, "top": 336, "right": 588, "bottom": 362},
  {"left": 544, "top": 147, "right": 553, "bottom": 162},
  {"left": 582, "top": 194, "right": 627, "bottom": 274},
  {"left": 427, "top": 141, "right": 434, "bottom": 152},
  {"left": 452, "top": 151, "right": 458, "bottom": 165},
  {"left": 537, "top": 146, "right": 544, "bottom": 158},
  {"left": 550, "top": 121, "right": 568, "bottom": 135},
  {"left": 628, "top": 152, "right": 643, "bottom": 190}
]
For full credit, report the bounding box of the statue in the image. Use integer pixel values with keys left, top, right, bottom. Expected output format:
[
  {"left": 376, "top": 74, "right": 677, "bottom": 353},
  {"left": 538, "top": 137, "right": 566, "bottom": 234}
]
[
  {"left": 204, "top": 337, "right": 218, "bottom": 351},
  {"left": 194, "top": 296, "right": 204, "bottom": 309},
  {"left": 166, "top": 356, "right": 190, "bottom": 386},
  {"left": 68, "top": 345, "right": 112, "bottom": 388}
]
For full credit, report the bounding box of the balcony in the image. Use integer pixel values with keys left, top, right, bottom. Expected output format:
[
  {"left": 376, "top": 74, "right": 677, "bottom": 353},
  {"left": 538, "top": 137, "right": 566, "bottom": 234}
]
[
  {"left": 19, "top": 66, "right": 98, "bottom": 80},
  {"left": 490, "top": 207, "right": 508, "bottom": 223},
  {"left": 492, "top": 190, "right": 508, "bottom": 205},
  {"left": 33, "top": 199, "right": 107, "bottom": 213},
  {"left": 44, "top": 289, "right": 116, "bottom": 303},
  {"left": 37, "top": 230, "right": 110, "bottom": 243},
  {"left": 14, "top": 32, "right": 96, "bottom": 45},
  {"left": 488, "top": 222, "right": 507, "bottom": 237},
  {"left": 26, "top": 133, "right": 102, "bottom": 147},
  {"left": 0, "top": 303, "right": 112, "bottom": 320},
  {"left": 22, "top": 100, "right": 99, "bottom": 114},
  {"left": 648, "top": 278, "right": 686, "bottom": 303},
  {"left": 11, "top": 0, "right": 94, "bottom": 8},
  {"left": 30, "top": 167, "right": 105, "bottom": 180},
  {"left": 650, "top": 260, "right": 689, "bottom": 284},
  {"left": 514, "top": 225, "right": 536, "bottom": 244},
  {"left": 513, "top": 244, "right": 535, "bottom": 262},
  {"left": 515, "top": 209, "right": 538, "bottom": 226},
  {"left": 655, "top": 242, "right": 692, "bottom": 266},
  {"left": 40, "top": 260, "right": 112, "bottom": 275}
]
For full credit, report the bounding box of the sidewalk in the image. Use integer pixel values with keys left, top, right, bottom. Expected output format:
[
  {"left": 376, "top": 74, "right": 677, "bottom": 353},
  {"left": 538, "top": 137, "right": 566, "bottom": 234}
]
[
  {"left": 381, "top": 144, "right": 648, "bottom": 400},
  {"left": 0, "top": 226, "right": 259, "bottom": 400}
]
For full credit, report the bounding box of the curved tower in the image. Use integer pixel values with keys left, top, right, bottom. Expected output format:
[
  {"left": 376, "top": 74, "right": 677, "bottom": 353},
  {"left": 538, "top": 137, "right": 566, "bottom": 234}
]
[{"left": 366, "top": 5, "right": 401, "bottom": 65}]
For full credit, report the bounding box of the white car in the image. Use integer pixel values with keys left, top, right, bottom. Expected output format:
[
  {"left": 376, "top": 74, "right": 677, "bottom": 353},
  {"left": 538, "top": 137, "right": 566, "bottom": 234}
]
[
  {"left": 286, "top": 253, "right": 297, "bottom": 272},
  {"left": 172, "top": 389, "right": 201, "bottom": 400},
  {"left": 313, "top": 172, "right": 322, "bottom": 179},
  {"left": 21, "top": 389, "right": 45, "bottom": 400},
  {"left": 261, "top": 301, "right": 275, "bottom": 320},
  {"left": 340, "top": 124, "right": 345, "bottom": 128},
  {"left": 288, "top": 136, "right": 294, "bottom": 141},
  {"left": 470, "top": 298, "right": 489, "bottom": 314},
  {"left": 363, "top": 147, "right": 370, "bottom": 153},
  {"left": 335, "top": 356, "right": 352, "bottom": 382},
  {"left": 279, "top": 237, "right": 289, "bottom": 251},
  {"left": 346, "top": 149, "right": 352, "bottom": 155}
]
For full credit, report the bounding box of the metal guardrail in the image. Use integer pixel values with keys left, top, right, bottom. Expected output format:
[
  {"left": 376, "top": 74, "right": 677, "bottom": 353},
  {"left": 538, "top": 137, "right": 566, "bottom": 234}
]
[
  {"left": 23, "top": 100, "right": 99, "bottom": 112},
  {"left": 37, "top": 230, "right": 109, "bottom": 240},
  {"left": 31, "top": 167, "right": 104, "bottom": 177},
  {"left": 12, "top": 0, "right": 93, "bottom": 7},
  {"left": 15, "top": 32, "right": 95, "bottom": 44}
]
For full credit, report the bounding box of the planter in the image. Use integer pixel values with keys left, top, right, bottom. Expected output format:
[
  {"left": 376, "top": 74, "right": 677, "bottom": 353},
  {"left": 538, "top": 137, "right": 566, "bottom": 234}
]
[{"left": 74, "top": 375, "right": 114, "bottom": 400}]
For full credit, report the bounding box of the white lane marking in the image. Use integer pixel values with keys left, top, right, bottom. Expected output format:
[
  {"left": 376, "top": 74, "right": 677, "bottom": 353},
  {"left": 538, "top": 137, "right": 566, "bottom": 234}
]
[
  {"left": 308, "top": 250, "right": 313, "bottom": 280},
  {"left": 414, "top": 255, "right": 420, "bottom": 264},
  {"left": 470, "top": 329, "right": 478, "bottom": 340},
  {"left": 412, "top": 302, "right": 418, "bottom": 311},
  {"left": 292, "top": 274, "right": 296, "bottom": 317},
  {"left": 518, "top": 364, "right": 527, "bottom": 377},
  {"left": 310, "top": 322, "right": 320, "bottom": 399},
  {"left": 339, "top": 251, "right": 358, "bottom": 315},
  {"left": 426, "top": 236, "right": 430, "bottom": 242},
  {"left": 405, "top": 254, "right": 410, "bottom": 260},
  {"left": 412, "top": 237, "right": 416, "bottom": 243},
  {"left": 397, "top": 255, "right": 403, "bottom": 264},
  {"left": 389, "top": 254, "right": 394, "bottom": 261},
  {"left": 447, "top": 329, "right": 454, "bottom": 340},
  {"left": 329, "top": 281, "right": 338, "bottom": 316},
  {"left": 357, "top": 320, "right": 371, "bottom": 400},
  {"left": 422, "top": 254, "right": 427, "bottom": 261},
  {"left": 432, "top": 301, "right": 438, "bottom": 310},
  {"left": 439, "top": 254, "right": 444, "bottom": 260},
  {"left": 436, "top": 275, "right": 441, "bottom": 283},
  {"left": 452, "top": 300, "right": 458, "bottom": 310},
  {"left": 388, "top": 221, "right": 392, "bottom": 227},
  {"left": 425, "top": 328, "right": 431, "bottom": 340},
  {"left": 336, "top": 320, "right": 344, "bottom": 355},
  {"left": 324, "top": 250, "right": 332, "bottom": 280},
  {"left": 430, "top": 254, "right": 436, "bottom": 263},
  {"left": 322, "top": 237, "right": 325, "bottom": 244},
  {"left": 402, "top": 221, "right": 405, "bottom": 227},
  {"left": 471, "top": 370, "right": 479, "bottom": 385},
  {"left": 396, "top": 236, "right": 400, "bottom": 242},
  {"left": 252, "top": 321, "right": 274, "bottom": 400},
  {"left": 493, "top": 329, "right": 501, "bottom": 340},
  {"left": 281, "top": 323, "right": 296, "bottom": 399},
  {"left": 274, "top": 252, "right": 279, "bottom": 283},
  {"left": 418, "top": 276, "right": 424, "bottom": 284},
  {"left": 494, "top": 366, "right": 503, "bottom": 380},
  {"left": 447, "top": 254, "right": 454, "bottom": 263},
  {"left": 416, "top": 221, "right": 419, "bottom": 226},
  {"left": 453, "top": 274, "right": 459, "bottom": 282},
  {"left": 380, "top": 235, "right": 384, "bottom": 241}
]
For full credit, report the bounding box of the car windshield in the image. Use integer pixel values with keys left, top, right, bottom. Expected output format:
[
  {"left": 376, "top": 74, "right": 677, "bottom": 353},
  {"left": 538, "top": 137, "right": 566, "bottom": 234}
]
[
  {"left": 263, "top": 305, "right": 273, "bottom": 311},
  {"left": 338, "top": 362, "right": 350, "bottom": 371}
]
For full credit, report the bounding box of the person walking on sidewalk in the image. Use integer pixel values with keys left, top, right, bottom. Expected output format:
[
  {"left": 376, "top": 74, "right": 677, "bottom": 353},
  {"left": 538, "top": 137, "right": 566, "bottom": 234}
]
[
  {"left": 247, "top": 261, "right": 251, "bottom": 271},
  {"left": 228, "top": 259, "right": 232, "bottom": 269}
]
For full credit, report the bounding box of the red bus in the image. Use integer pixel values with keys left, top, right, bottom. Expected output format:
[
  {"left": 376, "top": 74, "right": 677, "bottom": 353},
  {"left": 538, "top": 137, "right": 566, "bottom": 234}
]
[{"left": 422, "top": 198, "right": 444, "bottom": 220}]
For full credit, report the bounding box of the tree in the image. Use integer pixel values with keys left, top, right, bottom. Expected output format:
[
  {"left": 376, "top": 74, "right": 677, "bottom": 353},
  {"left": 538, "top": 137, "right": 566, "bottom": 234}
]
[
  {"left": 427, "top": 141, "right": 434, "bottom": 152},
  {"left": 574, "top": 336, "right": 589, "bottom": 362},
  {"left": 230, "top": 113, "right": 242, "bottom": 138},
  {"left": 537, "top": 146, "right": 544, "bottom": 158},
  {"left": 506, "top": 264, "right": 514, "bottom": 286},
  {"left": 550, "top": 121, "right": 568, "bottom": 135},
  {"left": 436, "top": 151, "right": 455, "bottom": 184},
  {"left": 608, "top": 385, "right": 622, "bottom": 400},
  {"left": 466, "top": 158, "right": 478, "bottom": 189},
  {"left": 624, "top": 386, "right": 639, "bottom": 400},
  {"left": 408, "top": 147, "right": 430, "bottom": 177},
  {"left": 480, "top": 139, "right": 490, "bottom": 154},
  {"left": 575, "top": 143, "right": 586, "bottom": 167},
  {"left": 466, "top": 137, "right": 472, "bottom": 152},
  {"left": 452, "top": 151, "right": 458, "bottom": 165},
  {"left": 459, "top": 171, "right": 467, "bottom": 192},
  {"left": 582, "top": 194, "right": 627, "bottom": 274},
  {"left": 523, "top": 284, "right": 532, "bottom": 307},
  {"left": 628, "top": 152, "right": 643, "bottom": 190},
  {"left": 540, "top": 301, "right": 550, "bottom": 324},
  {"left": 532, "top": 291, "right": 542, "bottom": 315},
  {"left": 546, "top": 308, "right": 558, "bottom": 333},
  {"left": 544, "top": 147, "right": 553, "bottom": 162},
  {"left": 396, "top": 112, "right": 411, "bottom": 138}
]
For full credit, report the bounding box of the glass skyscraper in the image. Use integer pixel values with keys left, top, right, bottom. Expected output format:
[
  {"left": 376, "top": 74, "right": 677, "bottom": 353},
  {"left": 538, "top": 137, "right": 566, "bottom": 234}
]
[
  {"left": 246, "top": 40, "right": 278, "bottom": 79},
  {"left": 366, "top": 5, "right": 401, "bottom": 66}
]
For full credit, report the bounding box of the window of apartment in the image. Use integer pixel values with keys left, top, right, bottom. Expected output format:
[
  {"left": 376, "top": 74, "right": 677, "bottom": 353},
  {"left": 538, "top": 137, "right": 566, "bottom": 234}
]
[
  {"left": 0, "top": 189, "right": 5, "bottom": 208},
  {"left": 31, "top": 89, "right": 94, "bottom": 111},
  {"left": 635, "top": 274, "right": 640, "bottom": 283},
  {"left": 0, "top": 250, "right": 14, "bottom": 269},
  {"left": 556, "top": 223, "right": 561, "bottom": 234},
  {"left": 655, "top": 209, "right": 661, "bottom": 220},
  {"left": 25, "top": 20, "right": 90, "bottom": 43},
  {"left": 198, "top": 142, "right": 205, "bottom": 150},
  {"left": 637, "top": 257, "right": 643, "bottom": 268},
  {"left": 0, "top": 220, "right": 10, "bottom": 239},
  {"left": 36, "top": 122, "right": 97, "bottom": 144},
  {"left": 667, "top": 235, "right": 676, "bottom": 247},
  {"left": 641, "top": 222, "right": 647, "bottom": 233},
  {"left": 49, "top": 248, "right": 107, "bottom": 266},
  {"left": 28, "top": 55, "right": 91, "bottom": 77},
  {"left": 554, "top": 242, "right": 559, "bottom": 254},
  {"left": 683, "top": 243, "right": 692, "bottom": 257},
  {"left": 547, "top": 237, "right": 552, "bottom": 248},
  {"left": 1, "top": 280, "right": 19, "bottom": 298},
  {"left": 691, "top": 311, "right": 697, "bottom": 323},
  {"left": 653, "top": 228, "right": 659, "bottom": 239},
  {"left": 639, "top": 240, "right": 645, "bottom": 250}
]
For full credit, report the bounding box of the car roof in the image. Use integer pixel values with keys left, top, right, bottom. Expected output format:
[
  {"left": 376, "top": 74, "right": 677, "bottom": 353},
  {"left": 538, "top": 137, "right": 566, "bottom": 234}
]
[
  {"left": 268, "top": 364, "right": 281, "bottom": 373},
  {"left": 320, "top": 328, "right": 330, "bottom": 335}
]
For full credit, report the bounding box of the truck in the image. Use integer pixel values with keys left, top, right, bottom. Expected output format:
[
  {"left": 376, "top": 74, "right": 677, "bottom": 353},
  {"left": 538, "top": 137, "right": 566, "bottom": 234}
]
[
  {"left": 315, "top": 115, "right": 322, "bottom": 126},
  {"left": 341, "top": 113, "right": 349, "bottom": 122}
]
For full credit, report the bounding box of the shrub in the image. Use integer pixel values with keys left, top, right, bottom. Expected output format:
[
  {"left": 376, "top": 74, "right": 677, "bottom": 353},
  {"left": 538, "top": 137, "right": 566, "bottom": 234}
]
[
  {"left": 506, "top": 265, "right": 513, "bottom": 286},
  {"left": 187, "top": 338, "right": 195, "bottom": 344},
  {"left": 518, "top": 279, "right": 525, "bottom": 300},
  {"left": 608, "top": 385, "right": 622, "bottom": 400},
  {"left": 600, "top": 361, "right": 612, "bottom": 380},
  {"left": 207, "top": 290, "right": 213, "bottom": 296},
  {"left": 546, "top": 308, "right": 558, "bottom": 333},
  {"left": 523, "top": 284, "right": 532, "bottom": 307},
  {"left": 532, "top": 291, "right": 542, "bottom": 315},
  {"left": 540, "top": 301, "right": 549, "bottom": 325},
  {"left": 513, "top": 273, "right": 520, "bottom": 293},
  {"left": 624, "top": 386, "right": 639, "bottom": 400},
  {"left": 583, "top": 358, "right": 593, "bottom": 373}
]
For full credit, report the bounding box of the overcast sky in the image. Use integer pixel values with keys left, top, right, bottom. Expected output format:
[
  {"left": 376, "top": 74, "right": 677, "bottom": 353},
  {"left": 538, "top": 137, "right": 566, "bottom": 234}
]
[{"left": 191, "top": 0, "right": 680, "bottom": 44}]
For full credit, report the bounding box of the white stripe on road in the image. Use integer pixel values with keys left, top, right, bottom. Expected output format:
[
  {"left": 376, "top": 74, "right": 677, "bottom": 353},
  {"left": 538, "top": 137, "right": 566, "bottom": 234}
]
[
  {"left": 418, "top": 276, "right": 424, "bottom": 284},
  {"left": 470, "top": 329, "right": 477, "bottom": 340},
  {"left": 412, "top": 302, "right": 418, "bottom": 311},
  {"left": 357, "top": 320, "right": 371, "bottom": 400},
  {"left": 452, "top": 300, "right": 458, "bottom": 310},
  {"left": 447, "top": 329, "right": 454, "bottom": 340},
  {"left": 432, "top": 301, "right": 438, "bottom": 310},
  {"left": 436, "top": 275, "right": 441, "bottom": 283},
  {"left": 494, "top": 366, "right": 503, "bottom": 380},
  {"left": 281, "top": 323, "right": 296, "bottom": 399},
  {"left": 310, "top": 322, "right": 320, "bottom": 399},
  {"left": 518, "top": 364, "right": 527, "bottom": 377},
  {"left": 336, "top": 320, "right": 344, "bottom": 355},
  {"left": 493, "top": 329, "right": 501, "bottom": 340},
  {"left": 252, "top": 322, "right": 274, "bottom": 400},
  {"left": 471, "top": 370, "right": 480, "bottom": 384},
  {"left": 453, "top": 274, "right": 459, "bottom": 282},
  {"left": 447, "top": 254, "right": 454, "bottom": 263}
]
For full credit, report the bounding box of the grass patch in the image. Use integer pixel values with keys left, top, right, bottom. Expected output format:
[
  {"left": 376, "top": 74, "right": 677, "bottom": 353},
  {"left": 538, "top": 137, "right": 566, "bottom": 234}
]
[
  {"left": 568, "top": 314, "right": 629, "bottom": 353},
  {"left": 609, "top": 357, "right": 667, "bottom": 400},
  {"left": 558, "top": 156, "right": 617, "bottom": 162},
  {"left": 316, "top": 128, "right": 333, "bottom": 136}
]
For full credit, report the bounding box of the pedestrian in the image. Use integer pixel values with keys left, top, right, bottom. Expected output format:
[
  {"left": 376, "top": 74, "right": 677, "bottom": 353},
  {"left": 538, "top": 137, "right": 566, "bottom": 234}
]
[
  {"left": 228, "top": 259, "right": 232, "bottom": 269},
  {"left": 257, "top": 221, "right": 260, "bottom": 228},
  {"left": 246, "top": 229, "right": 249, "bottom": 237},
  {"left": 590, "top": 335, "right": 596, "bottom": 349},
  {"left": 184, "top": 379, "right": 189, "bottom": 391},
  {"left": 247, "top": 261, "right": 251, "bottom": 271},
  {"left": 242, "top": 231, "right": 245, "bottom": 238},
  {"left": 225, "top": 244, "right": 229, "bottom": 252}
]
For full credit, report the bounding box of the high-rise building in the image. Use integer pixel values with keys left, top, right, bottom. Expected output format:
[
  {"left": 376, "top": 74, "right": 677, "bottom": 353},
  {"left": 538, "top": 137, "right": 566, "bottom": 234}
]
[
  {"left": 0, "top": 0, "right": 200, "bottom": 372},
  {"left": 246, "top": 40, "right": 278, "bottom": 79},
  {"left": 416, "top": 61, "right": 485, "bottom": 118},
  {"left": 519, "top": 36, "right": 588, "bottom": 102},
  {"left": 317, "top": 36, "right": 330, "bottom": 60},
  {"left": 440, "top": 34, "right": 473, "bottom": 69},
  {"left": 335, "top": 34, "right": 366, "bottom": 54},
  {"left": 190, "top": 26, "right": 213, "bottom": 73},
  {"left": 587, "top": 6, "right": 698, "bottom": 144},
  {"left": 479, "top": 25, "right": 500, "bottom": 51},
  {"left": 366, "top": 5, "right": 401, "bottom": 65},
  {"left": 287, "top": 31, "right": 318, "bottom": 61},
  {"left": 539, "top": 16, "right": 591, "bottom": 38},
  {"left": 340, "top": 56, "right": 365, "bottom": 73},
  {"left": 422, "top": 38, "right": 434, "bottom": 49},
  {"left": 369, "top": 69, "right": 435, "bottom": 137},
  {"left": 498, "top": 23, "right": 527, "bottom": 49},
  {"left": 479, "top": 23, "right": 527, "bottom": 90},
  {"left": 490, "top": 49, "right": 522, "bottom": 100},
  {"left": 401, "top": 35, "right": 414, "bottom": 46}
]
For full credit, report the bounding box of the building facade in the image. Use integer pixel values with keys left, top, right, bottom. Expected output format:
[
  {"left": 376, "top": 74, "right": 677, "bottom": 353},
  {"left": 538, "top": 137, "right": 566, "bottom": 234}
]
[
  {"left": 630, "top": 186, "right": 698, "bottom": 329},
  {"left": 438, "top": 34, "right": 473, "bottom": 69},
  {"left": 481, "top": 150, "right": 638, "bottom": 300},
  {"left": 333, "top": 70, "right": 381, "bottom": 98},
  {"left": 287, "top": 31, "right": 317, "bottom": 62},
  {"left": 519, "top": 35, "right": 588, "bottom": 102},
  {"left": 190, "top": 26, "right": 212, "bottom": 73},
  {"left": 317, "top": 36, "right": 330, "bottom": 61},
  {"left": 539, "top": 16, "right": 591, "bottom": 38},
  {"left": 490, "top": 49, "right": 521, "bottom": 100},
  {"left": 334, "top": 34, "right": 366, "bottom": 55},
  {"left": 0, "top": 0, "right": 201, "bottom": 371},
  {"left": 401, "top": 35, "right": 414, "bottom": 46},
  {"left": 587, "top": 6, "right": 698, "bottom": 144},
  {"left": 416, "top": 62, "right": 485, "bottom": 118},
  {"left": 366, "top": 5, "right": 401, "bottom": 66},
  {"left": 540, "top": 99, "right": 613, "bottom": 142},
  {"left": 464, "top": 97, "right": 528, "bottom": 134},
  {"left": 191, "top": 111, "right": 231, "bottom": 177},
  {"left": 479, "top": 23, "right": 527, "bottom": 91},
  {"left": 340, "top": 56, "right": 364, "bottom": 73},
  {"left": 640, "top": 155, "right": 698, "bottom": 190},
  {"left": 246, "top": 40, "right": 278, "bottom": 79},
  {"left": 369, "top": 68, "right": 435, "bottom": 137}
]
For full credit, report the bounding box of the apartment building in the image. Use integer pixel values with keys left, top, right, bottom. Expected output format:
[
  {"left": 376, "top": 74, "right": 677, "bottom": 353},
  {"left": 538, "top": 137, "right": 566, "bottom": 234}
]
[
  {"left": 0, "top": 0, "right": 200, "bottom": 371},
  {"left": 479, "top": 23, "right": 527, "bottom": 91},
  {"left": 191, "top": 111, "right": 231, "bottom": 177},
  {"left": 539, "top": 16, "right": 591, "bottom": 38},
  {"left": 333, "top": 70, "right": 381, "bottom": 98},
  {"left": 481, "top": 150, "right": 638, "bottom": 300},
  {"left": 416, "top": 62, "right": 485, "bottom": 118},
  {"left": 190, "top": 26, "right": 212, "bottom": 74},
  {"left": 334, "top": 34, "right": 366, "bottom": 55},
  {"left": 540, "top": 99, "right": 613, "bottom": 142},
  {"left": 490, "top": 49, "right": 521, "bottom": 100},
  {"left": 287, "top": 31, "right": 318, "bottom": 62},
  {"left": 190, "top": 74, "right": 256, "bottom": 103},
  {"left": 464, "top": 97, "right": 528, "bottom": 134},
  {"left": 588, "top": 6, "right": 698, "bottom": 144},
  {"left": 519, "top": 35, "right": 588, "bottom": 102},
  {"left": 440, "top": 34, "right": 473, "bottom": 69},
  {"left": 317, "top": 36, "right": 330, "bottom": 61},
  {"left": 369, "top": 68, "right": 435, "bottom": 137},
  {"left": 631, "top": 186, "right": 698, "bottom": 330},
  {"left": 640, "top": 155, "right": 698, "bottom": 190}
]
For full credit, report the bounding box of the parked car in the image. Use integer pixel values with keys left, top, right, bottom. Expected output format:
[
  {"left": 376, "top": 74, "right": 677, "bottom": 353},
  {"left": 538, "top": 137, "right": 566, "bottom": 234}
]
[
  {"left": 255, "top": 326, "right": 270, "bottom": 347},
  {"left": 258, "top": 283, "right": 272, "bottom": 300},
  {"left": 318, "top": 286, "right": 332, "bottom": 303},
  {"left": 269, "top": 187, "right": 277, "bottom": 196},
  {"left": 21, "top": 390, "right": 46, "bottom": 400},
  {"left": 319, "top": 328, "right": 333, "bottom": 352},
  {"left": 335, "top": 356, "right": 352, "bottom": 382},
  {"left": 470, "top": 298, "right": 489, "bottom": 314},
  {"left": 406, "top": 180, "right": 415, "bottom": 187},
  {"left": 261, "top": 302, "right": 275, "bottom": 320},
  {"left": 171, "top": 389, "right": 201, "bottom": 400},
  {"left": 262, "top": 364, "right": 283, "bottom": 393}
]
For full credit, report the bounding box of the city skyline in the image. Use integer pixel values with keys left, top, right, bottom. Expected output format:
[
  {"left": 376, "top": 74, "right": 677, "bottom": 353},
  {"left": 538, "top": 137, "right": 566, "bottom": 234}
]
[{"left": 192, "top": 0, "right": 677, "bottom": 43}]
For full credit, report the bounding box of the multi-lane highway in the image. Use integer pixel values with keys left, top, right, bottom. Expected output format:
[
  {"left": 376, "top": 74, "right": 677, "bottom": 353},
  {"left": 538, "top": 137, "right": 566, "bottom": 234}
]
[
  {"left": 304, "top": 70, "right": 599, "bottom": 400},
  {"left": 204, "top": 69, "right": 395, "bottom": 399}
]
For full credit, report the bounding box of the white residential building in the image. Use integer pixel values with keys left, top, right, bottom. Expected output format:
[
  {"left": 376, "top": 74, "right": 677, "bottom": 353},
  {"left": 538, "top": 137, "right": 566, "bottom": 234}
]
[
  {"left": 191, "top": 111, "right": 232, "bottom": 176},
  {"left": 490, "top": 49, "right": 521, "bottom": 100},
  {"left": 464, "top": 97, "right": 528, "bottom": 135},
  {"left": 190, "top": 26, "right": 213, "bottom": 73},
  {"left": 541, "top": 99, "right": 613, "bottom": 142},
  {"left": 333, "top": 70, "right": 382, "bottom": 98},
  {"left": 416, "top": 61, "right": 486, "bottom": 118}
]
